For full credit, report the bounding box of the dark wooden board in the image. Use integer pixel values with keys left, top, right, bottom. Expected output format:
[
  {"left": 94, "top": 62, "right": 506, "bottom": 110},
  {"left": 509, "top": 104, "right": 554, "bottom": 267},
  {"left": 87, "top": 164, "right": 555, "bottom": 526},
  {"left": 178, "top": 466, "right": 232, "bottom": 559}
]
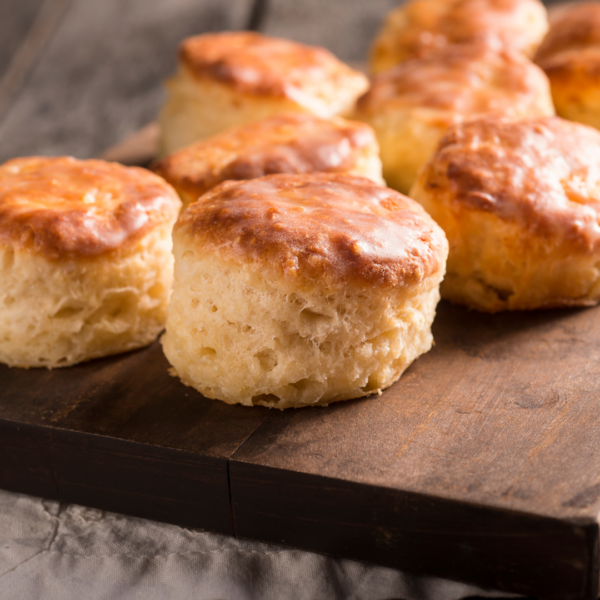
[
  {"left": 231, "top": 464, "right": 596, "bottom": 600},
  {"left": 230, "top": 302, "right": 600, "bottom": 600},
  {"left": 0, "top": 341, "right": 271, "bottom": 534},
  {"left": 0, "top": 420, "right": 56, "bottom": 500},
  {"left": 234, "top": 303, "right": 600, "bottom": 522},
  {"left": 2, "top": 302, "right": 600, "bottom": 598}
]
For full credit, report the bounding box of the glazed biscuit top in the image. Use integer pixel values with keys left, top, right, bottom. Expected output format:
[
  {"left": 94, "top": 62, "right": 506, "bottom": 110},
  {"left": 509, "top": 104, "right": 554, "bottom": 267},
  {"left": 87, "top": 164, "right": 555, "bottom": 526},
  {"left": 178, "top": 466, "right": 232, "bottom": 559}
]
[
  {"left": 152, "top": 113, "right": 378, "bottom": 200},
  {"left": 0, "top": 157, "right": 181, "bottom": 259},
  {"left": 176, "top": 173, "right": 447, "bottom": 289},
  {"left": 535, "top": 2, "right": 600, "bottom": 71},
  {"left": 178, "top": 32, "right": 367, "bottom": 100},
  {"left": 419, "top": 116, "right": 600, "bottom": 251},
  {"left": 372, "top": 0, "right": 547, "bottom": 65},
  {"left": 358, "top": 43, "right": 552, "bottom": 117}
]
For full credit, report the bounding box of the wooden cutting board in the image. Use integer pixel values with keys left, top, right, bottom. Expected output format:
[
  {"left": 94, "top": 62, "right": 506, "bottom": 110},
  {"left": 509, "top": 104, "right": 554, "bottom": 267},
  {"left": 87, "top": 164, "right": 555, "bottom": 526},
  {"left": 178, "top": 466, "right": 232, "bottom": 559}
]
[{"left": 2, "top": 132, "right": 600, "bottom": 600}]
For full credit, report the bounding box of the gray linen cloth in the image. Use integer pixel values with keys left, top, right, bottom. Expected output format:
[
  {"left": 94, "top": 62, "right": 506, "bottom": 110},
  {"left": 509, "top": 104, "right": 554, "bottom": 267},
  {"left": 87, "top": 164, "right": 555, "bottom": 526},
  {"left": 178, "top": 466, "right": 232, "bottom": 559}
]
[{"left": 0, "top": 488, "right": 522, "bottom": 600}]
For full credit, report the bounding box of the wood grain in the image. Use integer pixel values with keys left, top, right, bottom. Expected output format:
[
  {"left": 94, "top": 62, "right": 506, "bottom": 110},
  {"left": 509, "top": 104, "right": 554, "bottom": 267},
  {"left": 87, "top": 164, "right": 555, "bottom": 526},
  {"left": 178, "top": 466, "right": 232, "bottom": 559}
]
[
  {"left": 0, "top": 0, "right": 47, "bottom": 80},
  {"left": 0, "top": 341, "right": 271, "bottom": 533},
  {"left": 234, "top": 303, "right": 600, "bottom": 520},
  {"left": 231, "top": 463, "right": 596, "bottom": 600},
  {"left": 0, "top": 0, "right": 250, "bottom": 164},
  {"left": 0, "top": 420, "right": 57, "bottom": 500},
  {"left": 258, "top": 0, "right": 400, "bottom": 61},
  {"left": 230, "top": 302, "right": 600, "bottom": 599},
  {"left": 0, "top": 0, "right": 72, "bottom": 121}
]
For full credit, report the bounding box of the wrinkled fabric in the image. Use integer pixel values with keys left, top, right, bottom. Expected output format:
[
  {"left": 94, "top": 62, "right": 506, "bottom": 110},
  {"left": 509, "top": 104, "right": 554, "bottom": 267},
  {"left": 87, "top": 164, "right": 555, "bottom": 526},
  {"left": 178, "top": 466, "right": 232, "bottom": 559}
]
[{"left": 0, "top": 489, "right": 522, "bottom": 600}]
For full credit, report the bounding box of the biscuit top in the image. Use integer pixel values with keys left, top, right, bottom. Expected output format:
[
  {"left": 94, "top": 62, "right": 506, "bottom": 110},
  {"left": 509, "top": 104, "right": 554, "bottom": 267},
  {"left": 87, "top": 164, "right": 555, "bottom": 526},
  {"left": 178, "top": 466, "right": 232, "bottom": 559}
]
[
  {"left": 371, "top": 0, "right": 548, "bottom": 71},
  {"left": 535, "top": 2, "right": 600, "bottom": 73},
  {"left": 418, "top": 116, "right": 600, "bottom": 251},
  {"left": 176, "top": 173, "right": 447, "bottom": 289},
  {"left": 179, "top": 32, "right": 367, "bottom": 102},
  {"left": 0, "top": 157, "right": 181, "bottom": 259},
  {"left": 152, "top": 113, "right": 378, "bottom": 201},
  {"left": 358, "top": 43, "right": 553, "bottom": 118},
  {"left": 535, "top": 2, "right": 600, "bottom": 63}
]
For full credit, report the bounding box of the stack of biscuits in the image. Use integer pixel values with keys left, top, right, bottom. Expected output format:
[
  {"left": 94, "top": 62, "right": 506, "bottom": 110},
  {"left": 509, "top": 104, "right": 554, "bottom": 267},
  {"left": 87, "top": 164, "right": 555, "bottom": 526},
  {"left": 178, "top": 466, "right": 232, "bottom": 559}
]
[{"left": 3, "top": 0, "right": 600, "bottom": 410}]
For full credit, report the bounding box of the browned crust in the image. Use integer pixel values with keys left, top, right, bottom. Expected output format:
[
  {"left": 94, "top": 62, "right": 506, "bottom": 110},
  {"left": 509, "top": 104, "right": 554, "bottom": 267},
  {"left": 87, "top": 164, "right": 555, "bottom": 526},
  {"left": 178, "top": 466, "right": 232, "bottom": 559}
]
[
  {"left": 419, "top": 116, "right": 600, "bottom": 252},
  {"left": 176, "top": 173, "right": 447, "bottom": 289},
  {"left": 536, "top": 2, "right": 600, "bottom": 64},
  {"left": 371, "top": 0, "right": 547, "bottom": 68},
  {"left": 540, "top": 47, "right": 600, "bottom": 81},
  {"left": 357, "top": 43, "right": 552, "bottom": 117},
  {"left": 535, "top": 3, "right": 600, "bottom": 95},
  {"left": 178, "top": 31, "right": 365, "bottom": 99},
  {"left": 0, "top": 157, "right": 181, "bottom": 260},
  {"left": 152, "top": 113, "right": 378, "bottom": 202}
]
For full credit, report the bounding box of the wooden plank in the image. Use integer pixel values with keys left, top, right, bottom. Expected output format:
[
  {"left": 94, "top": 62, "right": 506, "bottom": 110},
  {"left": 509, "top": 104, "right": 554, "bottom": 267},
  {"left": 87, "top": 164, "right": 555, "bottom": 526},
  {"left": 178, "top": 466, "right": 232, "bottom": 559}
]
[
  {"left": 258, "top": 0, "right": 400, "bottom": 61},
  {"left": 0, "top": 340, "right": 271, "bottom": 534},
  {"left": 100, "top": 122, "right": 158, "bottom": 166},
  {"left": 230, "top": 301, "right": 600, "bottom": 599},
  {"left": 52, "top": 431, "right": 232, "bottom": 531},
  {"left": 0, "top": 0, "right": 250, "bottom": 164},
  {"left": 0, "top": 0, "right": 47, "bottom": 80},
  {"left": 231, "top": 463, "right": 597, "bottom": 600},
  {"left": 0, "top": 421, "right": 57, "bottom": 499},
  {"left": 3, "top": 284, "right": 600, "bottom": 595},
  {"left": 0, "top": 0, "right": 72, "bottom": 121}
]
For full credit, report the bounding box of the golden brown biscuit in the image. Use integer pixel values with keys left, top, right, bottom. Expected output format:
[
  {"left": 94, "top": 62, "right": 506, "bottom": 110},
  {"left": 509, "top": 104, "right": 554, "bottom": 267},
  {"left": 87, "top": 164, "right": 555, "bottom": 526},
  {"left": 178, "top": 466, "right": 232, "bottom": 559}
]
[
  {"left": 535, "top": 2, "right": 600, "bottom": 130},
  {"left": 159, "top": 32, "right": 369, "bottom": 155},
  {"left": 354, "top": 43, "right": 554, "bottom": 194},
  {"left": 370, "top": 0, "right": 548, "bottom": 74},
  {"left": 0, "top": 156, "right": 181, "bottom": 368},
  {"left": 162, "top": 173, "right": 448, "bottom": 409},
  {"left": 411, "top": 116, "right": 600, "bottom": 312},
  {"left": 152, "top": 113, "right": 384, "bottom": 209}
]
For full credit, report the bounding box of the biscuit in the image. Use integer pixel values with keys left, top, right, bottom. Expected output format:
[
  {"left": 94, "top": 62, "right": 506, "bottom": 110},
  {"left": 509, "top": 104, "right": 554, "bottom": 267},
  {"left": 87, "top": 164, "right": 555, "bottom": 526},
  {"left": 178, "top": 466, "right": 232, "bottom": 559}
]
[
  {"left": 535, "top": 2, "right": 600, "bottom": 130},
  {"left": 152, "top": 113, "right": 384, "bottom": 209},
  {"left": 162, "top": 173, "right": 448, "bottom": 409},
  {"left": 411, "top": 116, "right": 600, "bottom": 312},
  {"left": 0, "top": 156, "right": 181, "bottom": 368},
  {"left": 354, "top": 43, "right": 554, "bottom": 194},
  {"left": 159, "top": 32, "right": 369, "bottom": 155},
  {"left": 370, "top": 0, "right": 548, "bottom": 74}
]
